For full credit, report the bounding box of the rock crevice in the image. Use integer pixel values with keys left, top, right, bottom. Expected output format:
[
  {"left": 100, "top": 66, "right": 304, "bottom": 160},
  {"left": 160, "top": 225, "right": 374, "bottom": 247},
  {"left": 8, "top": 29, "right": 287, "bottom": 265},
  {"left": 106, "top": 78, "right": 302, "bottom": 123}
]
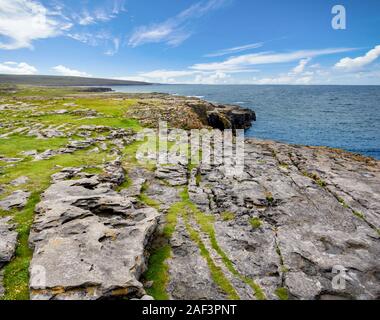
[{"left": 28, "top": 161, "right": 160, "bottom": 300}]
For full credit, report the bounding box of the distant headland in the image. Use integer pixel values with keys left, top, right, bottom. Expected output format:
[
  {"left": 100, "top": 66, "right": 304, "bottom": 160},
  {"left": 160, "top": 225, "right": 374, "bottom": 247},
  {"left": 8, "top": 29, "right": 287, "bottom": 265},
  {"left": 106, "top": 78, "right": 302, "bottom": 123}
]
[{"left": 0, "top": 74, "right": 151, "bottom": 87}]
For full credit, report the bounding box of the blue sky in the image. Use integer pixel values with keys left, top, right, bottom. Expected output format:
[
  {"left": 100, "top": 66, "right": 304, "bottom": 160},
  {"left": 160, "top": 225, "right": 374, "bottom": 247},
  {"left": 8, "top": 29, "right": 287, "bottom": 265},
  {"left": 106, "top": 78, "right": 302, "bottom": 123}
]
[{"left": 0, "top": 0, "right": 380, "bottom": 84}]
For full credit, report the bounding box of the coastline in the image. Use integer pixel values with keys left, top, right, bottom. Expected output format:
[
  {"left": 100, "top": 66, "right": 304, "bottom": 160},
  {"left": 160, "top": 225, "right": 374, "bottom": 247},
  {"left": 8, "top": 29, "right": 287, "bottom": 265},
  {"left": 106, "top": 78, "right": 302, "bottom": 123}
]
[
  {"left": 110, "top": 84, "right": 380, "bottom": 160},
  {"left": 0, "top": 85, "right": 379, "bottom": 300}
]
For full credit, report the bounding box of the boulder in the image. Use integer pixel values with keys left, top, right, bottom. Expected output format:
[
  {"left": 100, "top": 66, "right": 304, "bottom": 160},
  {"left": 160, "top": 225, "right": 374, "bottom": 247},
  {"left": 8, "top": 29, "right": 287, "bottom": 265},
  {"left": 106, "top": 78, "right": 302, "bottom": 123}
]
[
  {"left": 0, "top": 217, "right": 18, "bottom": 267},
  {"left": 0, "top": 217, "right": 18, "bottom": 297},
  {"left": 207, "top": 105, "right": 256, "bottom": 130},
  {"left": 0, "top": 190, "right": 31, "bottom": 211}
]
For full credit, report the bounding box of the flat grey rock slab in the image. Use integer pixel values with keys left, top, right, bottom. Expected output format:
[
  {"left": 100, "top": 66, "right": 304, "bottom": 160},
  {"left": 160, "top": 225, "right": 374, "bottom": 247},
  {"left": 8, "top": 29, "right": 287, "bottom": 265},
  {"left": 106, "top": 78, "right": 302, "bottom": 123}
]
[
  {"left": 0, "top": 190, "right": 31, "bottom": 211},
  {"left": 0, "top": 217, "right": 18, "bottom": 266},
  {"left": 10, "top": 176, "right": 29, "bottom": 186},
  {"left": 29, "top": 162, "right": 160, "bottom": 300}
]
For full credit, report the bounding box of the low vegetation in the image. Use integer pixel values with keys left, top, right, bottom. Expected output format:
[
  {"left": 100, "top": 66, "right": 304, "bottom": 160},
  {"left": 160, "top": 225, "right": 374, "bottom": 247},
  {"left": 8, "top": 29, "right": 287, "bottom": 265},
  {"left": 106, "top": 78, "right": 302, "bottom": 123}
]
[{"left": 250, "top": 217, "right": 263, "bottom": 229}]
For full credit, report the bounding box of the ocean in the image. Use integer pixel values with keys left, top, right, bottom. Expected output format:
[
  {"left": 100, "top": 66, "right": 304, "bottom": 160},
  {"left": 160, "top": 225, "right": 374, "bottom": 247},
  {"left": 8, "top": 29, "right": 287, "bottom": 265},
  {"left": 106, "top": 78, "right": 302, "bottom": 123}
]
[{"left": 111, "top": 85, "right": 380, "bottom": 159}]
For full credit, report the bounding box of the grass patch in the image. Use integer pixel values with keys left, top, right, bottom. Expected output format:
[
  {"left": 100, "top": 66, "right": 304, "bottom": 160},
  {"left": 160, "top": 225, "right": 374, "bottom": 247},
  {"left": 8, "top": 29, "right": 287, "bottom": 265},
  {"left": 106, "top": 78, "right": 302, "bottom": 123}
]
[
  {"left": 303, "top": 171, "right": 327, "bottom": 188},
  {"left": 181, "top": 188, "right": 266, "bottom": 300},
  {"left": 122, "top": 139, "right": 156, "bottom": 171},
  {"left": 279, "top": 163, "right": 289, "bottom": 169},
  {"left": 221, "top": 212, "right": 235, "bottom": 221},
  {"left": 1, "top": 194, "right": 39, "bottom": 300},
  {"left": 275, "top": 287, "right": 289, "bottom": 300},
  {"left": 0, "top": 135, "right": 68, "bottom": 158},
  {"left": 163, "top": 201, "right": 184, "bottom": 238},
  {"left": 73, "top": 98, "right": 137, "bottom": 117},
  {"left": 249, "top": 217, "right": 263, "bottom": 229},
  {"left": 265, "top": 191, "right": 274, "bottom": 205},
  {"left": 143, "top": 193, "right": 185, "bottom": 300},
  {"left": 144, "top": 245, "right": 171, "bottom": 300},
  {"left": 138, "top": 193, "right": 160, "bottom": 209},
  {"left": 280, "top": 266, "right": 289, "bottom": 273},
  {"left": 337, "top": 197, "right": 349, "bottom": 208},
  {"left": 195, "top": 171, "right": 202, "bottom": 187},
  {"left": 353, "top": 210, "right": 365, "bottom": 220},
  {"left": 115, "top": 177, "right": 132, "bottom": 191},
  {"left": 138, "top": 182, "right": 160, "bottom": 209},
  {"left": 182, "top": 214, "right": 240, "bottom": 300},
  {"left": 0, "top": 85, "right": 82, "bottom": 98}
]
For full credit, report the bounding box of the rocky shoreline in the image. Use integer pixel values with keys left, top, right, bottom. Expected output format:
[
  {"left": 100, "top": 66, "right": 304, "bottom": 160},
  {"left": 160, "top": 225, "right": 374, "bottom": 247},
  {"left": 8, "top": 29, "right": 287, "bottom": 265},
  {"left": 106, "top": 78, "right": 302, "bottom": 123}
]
[{"left": 0, "top": 87, "right": 379, "bottom": 300}]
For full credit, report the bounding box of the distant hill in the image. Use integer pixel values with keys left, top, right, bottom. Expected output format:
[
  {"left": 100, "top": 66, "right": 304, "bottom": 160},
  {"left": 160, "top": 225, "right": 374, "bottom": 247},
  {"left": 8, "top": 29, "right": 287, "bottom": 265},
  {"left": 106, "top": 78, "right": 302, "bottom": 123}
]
[{"left": 0, "top": 74, "right": 151, "bottom": 86}]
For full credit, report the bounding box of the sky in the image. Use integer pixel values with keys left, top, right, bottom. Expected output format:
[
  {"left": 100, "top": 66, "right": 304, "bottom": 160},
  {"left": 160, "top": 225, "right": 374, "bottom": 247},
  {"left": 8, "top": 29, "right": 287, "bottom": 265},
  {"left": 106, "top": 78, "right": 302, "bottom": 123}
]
[{"left": 0, "top": 0, "right": 380, "bottom": 84}]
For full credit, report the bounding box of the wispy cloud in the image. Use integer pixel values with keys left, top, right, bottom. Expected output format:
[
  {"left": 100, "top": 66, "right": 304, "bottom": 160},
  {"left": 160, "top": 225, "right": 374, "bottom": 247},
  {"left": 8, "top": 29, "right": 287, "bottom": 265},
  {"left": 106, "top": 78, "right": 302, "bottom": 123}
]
[
  {"left": 128, "top": 0, "right": 228, "bottom": 47},
  {"left": 117, "top": 69, "right": 199, "bottom": 83},
  {"left": 0, "top": 0, "right": 71, "bottom": 50},
  {"left": 204, "top": 42, "right": 264, "bottom": 57},
  {"left": 64, "top": 0, "right": 127, "bottom": 55},
  {"left": 71, "top": 0, "right": 126, "bottom": 26},
  {"left": 120, "top": 67, "right": 259, "bottom": 84},
  {"left": 335, "top": 45, "right": 380, "bottom": 71},
  {"left": 0, "top": 61, "right": 37, "bottom": 74},
  {"left": 72, "top": 0, "right": 127, "bottom": 26},
  {"left": 67, "top": 31, "right": 121, "bottom": 56},
  {"left": 291, "top": 57, "right": 311, "bottom": 74},
  {"left": 104, "top": 37, "right": 120, "bottom": 56},
  {"left": 191, "top": 48, "right": 356, "bottom": 71},
  {"left": 52, "top": 65, "right": 91, "bottom": 77}
]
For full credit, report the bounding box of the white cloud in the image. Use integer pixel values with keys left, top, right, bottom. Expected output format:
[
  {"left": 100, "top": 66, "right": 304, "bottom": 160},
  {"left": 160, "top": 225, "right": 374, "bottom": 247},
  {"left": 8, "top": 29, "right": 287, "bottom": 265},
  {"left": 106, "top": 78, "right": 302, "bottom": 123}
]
[
  {"left": 121, "top": 67, "right": 258, "bottom": 84},
  {"left": 0, "top": 61, "right": 37, "bottom": 74},
  {"left": 141, "top": 69, "right": 197, "bottom": 78},
  {"left": 335, "top": 45, "right": 380, "bottom": 71},
  {"left": 128, "top": 0, "right": 227, "bottom": 47},
  {"left": 104, "top": 37, "right": 120, "bottom": 56},
  {"left": 116, "top": 70, "right": 232, "bottom": 85},
  {"left": 251, "top": 56, "right": 316, "bottom": 84},
  {"left": 0, "top": 0, "right": 71, "bottom": 50},
  {"left": 67, "top": 31, "right": 121, "bottom": 55},
  {"left": 121, "top": 69, "right": 198, "bottom": 83},
  {"left": 191, "top": 48, "right": 355, "bottom": 71},
  {"left": 114, "top": 76, "right": 150, "bottom": 82},
  {"left": 194, "top": 71, "right": 231, "bottom": 84},
  {"left": 204, "top": 42, "right": 264, "bottom": 57},
  {"left": 292, "top": 58, "right": 311, "bottom": 74},
  {"left": 76, "top": 10, "right": 95, "bottom": 26},
  {"left": 72, "top": 0, "right": 126, "bottom": 26},
  {"left": 253, "top": 75, "right": 313, "bottom": 85},
  {"left": 52, "top": 65, "right": 91, "bottom": 77}
]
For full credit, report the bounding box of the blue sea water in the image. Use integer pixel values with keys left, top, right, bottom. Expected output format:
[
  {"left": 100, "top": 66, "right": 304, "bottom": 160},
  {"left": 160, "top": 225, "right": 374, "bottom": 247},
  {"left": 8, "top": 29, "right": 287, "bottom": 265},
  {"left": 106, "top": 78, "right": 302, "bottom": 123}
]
[{"left": 111, "top": 85, "right": 380, "bottom": 159}]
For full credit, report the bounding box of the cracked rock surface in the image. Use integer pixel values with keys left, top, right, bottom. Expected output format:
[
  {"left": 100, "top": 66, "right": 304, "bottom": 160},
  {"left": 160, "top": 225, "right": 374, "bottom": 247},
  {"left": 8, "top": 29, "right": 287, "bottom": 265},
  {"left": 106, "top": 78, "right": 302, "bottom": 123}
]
[
  {"left": 0, "top": 190, "right": 31, "bottom": 211},
  {"left": 26, "top": 138, "right": 379, "bottom": 300},
  {"left": 1, "top": 91, "right": 378, "bottom": 301},
  {"left": 28, "top": 161, "right": 160, "bottom": 300},
  {"left": 0, "top": 217, "right": 18, "bottom": 297},
  {"left": 143, "top": 138, "right": 380, "bottom": 300}
]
